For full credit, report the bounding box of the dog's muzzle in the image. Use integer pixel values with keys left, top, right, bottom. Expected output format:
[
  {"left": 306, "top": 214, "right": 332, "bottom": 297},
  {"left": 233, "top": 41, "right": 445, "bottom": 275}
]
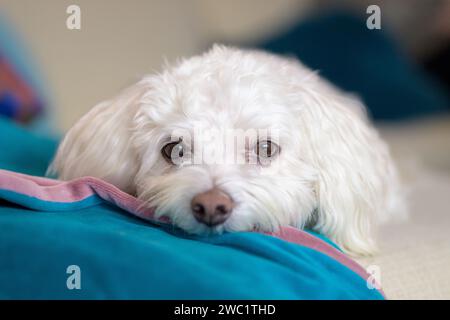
[{"left": 191, "top": 188, "right": 233, "bottom": 227}]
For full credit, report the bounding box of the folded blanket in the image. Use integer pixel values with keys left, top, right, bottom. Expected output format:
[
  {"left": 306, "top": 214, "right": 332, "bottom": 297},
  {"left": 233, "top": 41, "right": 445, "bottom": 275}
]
[{"left": 0, "top": 119, "right": 384, "bottom": 299}]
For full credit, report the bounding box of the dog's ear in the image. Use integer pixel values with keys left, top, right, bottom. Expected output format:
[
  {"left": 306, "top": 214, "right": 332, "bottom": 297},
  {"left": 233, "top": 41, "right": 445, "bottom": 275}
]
[
  {"left": 48, "top": 81, "right": 149, "bottom": 193},
  {"left": 301, "top": 88, "right": 402, "bottom": 256}
]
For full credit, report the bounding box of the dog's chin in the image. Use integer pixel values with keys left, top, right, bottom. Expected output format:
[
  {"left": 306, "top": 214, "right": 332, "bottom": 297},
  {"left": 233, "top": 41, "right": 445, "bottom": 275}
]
[
  {"left": 176, "top": 216, "right": 236, "bottom": 235},
  {"left": 153, "top": 205, "right": 263, "bottom": 236},
  {"left": 163, "top": 211, "right": 281, "bottom": 237},
  {"left": 194, "top": 223, "right": 227, "bottom": 236},
  {"left": 183, "top": 221, "right": 280, "bottom": 237},
  {"left": 172, "top": 218, "right": 230, "bottom": 236},
  {"left": 176, "top": 221, "right": 259, "bottom": 237}
]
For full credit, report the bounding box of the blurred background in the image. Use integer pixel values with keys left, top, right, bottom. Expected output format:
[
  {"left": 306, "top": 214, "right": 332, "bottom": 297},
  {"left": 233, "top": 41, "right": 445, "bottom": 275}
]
[
  {"left": 0, "top": 0, "right": 449, "bottom": 299},
  {"left": 1, "top": 0, "right": 450, "bottom": 131}
]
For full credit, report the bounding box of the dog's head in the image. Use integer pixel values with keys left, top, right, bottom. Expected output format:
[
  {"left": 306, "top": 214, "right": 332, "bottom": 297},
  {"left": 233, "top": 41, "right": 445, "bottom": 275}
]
[{"left": 50, "top": 45, "right": 403, "bottom": 255}]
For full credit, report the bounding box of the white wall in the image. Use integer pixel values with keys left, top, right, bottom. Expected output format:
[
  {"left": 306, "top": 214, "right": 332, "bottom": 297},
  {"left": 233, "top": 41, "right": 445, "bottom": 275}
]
[{"left": 1, "top": 0, "right": 311, "bottom": 131}]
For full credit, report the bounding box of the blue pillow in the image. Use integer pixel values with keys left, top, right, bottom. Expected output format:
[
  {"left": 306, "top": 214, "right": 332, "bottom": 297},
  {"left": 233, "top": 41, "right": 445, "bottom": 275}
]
[{"left": 259, "top": 11, "right": 450, "bottom": 120}]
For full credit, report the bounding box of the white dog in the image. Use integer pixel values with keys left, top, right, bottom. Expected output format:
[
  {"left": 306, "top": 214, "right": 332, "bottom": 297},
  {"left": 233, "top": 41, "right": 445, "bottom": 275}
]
[{"left": 50, "top": 45, "right": 405, "bottom": 256}]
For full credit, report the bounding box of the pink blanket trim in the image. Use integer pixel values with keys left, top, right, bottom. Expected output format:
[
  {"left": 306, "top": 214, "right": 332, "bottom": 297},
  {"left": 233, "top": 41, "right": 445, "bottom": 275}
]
[{"left": 0, "top": 169, "right": 383, "bottom": 295}]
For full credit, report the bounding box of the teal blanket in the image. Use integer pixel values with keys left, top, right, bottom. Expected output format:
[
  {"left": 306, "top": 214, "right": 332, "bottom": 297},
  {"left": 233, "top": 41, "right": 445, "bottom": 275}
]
[{"left": 0, "top": 118, "right": 383, "bottom": 299}]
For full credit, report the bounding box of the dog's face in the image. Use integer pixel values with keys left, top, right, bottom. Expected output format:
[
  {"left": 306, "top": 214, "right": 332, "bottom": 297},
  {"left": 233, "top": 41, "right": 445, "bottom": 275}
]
[
  {"left": 131, "top": 53, "right": 317, "bottom": 235},
  {"left": 51, "top": 46, "right": 404, "bottom": 255}
]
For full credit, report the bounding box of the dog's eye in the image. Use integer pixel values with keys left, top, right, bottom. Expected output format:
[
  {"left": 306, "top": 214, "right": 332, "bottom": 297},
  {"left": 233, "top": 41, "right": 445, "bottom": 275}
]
[
  {"left": 162, "top": 141, "right": 184, "bottom": 164},
  {"left": 256, "top": 140, "right": 280, "bottom": 160}
]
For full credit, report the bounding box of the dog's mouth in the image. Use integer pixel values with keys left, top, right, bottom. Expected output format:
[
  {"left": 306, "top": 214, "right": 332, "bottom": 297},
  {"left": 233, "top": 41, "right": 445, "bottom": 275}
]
[
  {"left": 193, "top": 215, "right": 228, "bottom": 228},
  {"left": 193, "top": 221, "right": 228, "bottom": 235}
]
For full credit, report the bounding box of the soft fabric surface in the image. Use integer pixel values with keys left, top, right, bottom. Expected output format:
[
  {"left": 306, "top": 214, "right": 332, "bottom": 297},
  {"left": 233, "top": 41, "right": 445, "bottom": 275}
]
[
  {"left": 0, "top": 17, "right": 42, "bottom": 122},
  {"left": 0, "top": 15, "right": 53, "bottom": 134},
  {"left": 0, "top": 55, "right": 42, "bottom": 122},
  {"left": 0, "top": 118, "right": 383, "bottom": 299},
  {"left": 0, "top": 117, "right": 56, "bottom": 175},
  {"left": 357, "top": 116, "right": 450, "bottom": 299}
]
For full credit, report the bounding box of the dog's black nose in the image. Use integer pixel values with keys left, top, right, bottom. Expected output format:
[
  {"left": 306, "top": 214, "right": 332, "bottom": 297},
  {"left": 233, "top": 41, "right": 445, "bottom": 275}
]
[{"left": 191, "top": 188, "right": 233, "bottom": 226}]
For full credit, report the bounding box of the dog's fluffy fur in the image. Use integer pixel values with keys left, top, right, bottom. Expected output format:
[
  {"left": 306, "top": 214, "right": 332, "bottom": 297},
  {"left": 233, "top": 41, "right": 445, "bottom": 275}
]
[{"left": 50, "top": 45, "right": 405, "bottom": 256}]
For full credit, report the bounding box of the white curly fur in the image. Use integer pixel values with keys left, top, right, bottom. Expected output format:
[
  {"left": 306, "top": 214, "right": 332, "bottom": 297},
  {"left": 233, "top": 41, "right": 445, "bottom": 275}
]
[{"left": 49, "top": 45, "right": 406, "bottom": 256}]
